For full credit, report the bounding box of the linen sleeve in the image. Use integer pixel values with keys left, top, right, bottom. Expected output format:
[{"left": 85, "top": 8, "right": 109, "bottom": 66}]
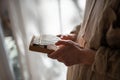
[{"left": 89, "top": 2, "right": 120, "bottom": 79}]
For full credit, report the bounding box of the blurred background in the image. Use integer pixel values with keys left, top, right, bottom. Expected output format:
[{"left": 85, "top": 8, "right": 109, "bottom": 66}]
[{"left": 0, "top": 0, "right": 86, "bottom": 80}]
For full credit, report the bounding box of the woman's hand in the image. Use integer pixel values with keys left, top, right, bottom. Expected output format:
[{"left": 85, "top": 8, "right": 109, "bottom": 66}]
[{"left": 48, "top": 40, "right": 95, "bottom": 66}]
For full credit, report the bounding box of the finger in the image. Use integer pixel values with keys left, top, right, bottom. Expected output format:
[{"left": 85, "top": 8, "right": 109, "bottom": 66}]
[
  {"left": 57, "top": 58, "right": 64, "bottom": 62},
  {"left": 48, "top": 50, "right": 62, "bottom": 59},
  {"left": 48, "top": 46, "right": 65, "bottom": 59},
  {"left": 62, "top": 34, "right": 73, "bottom": 39},
  {"left": 57, "top": 35, "right": 67, "bottom": 40},
  {"left": 57, "top": 34, "right": 62, "bottom": 37},
  {"left": 55, "top": 40, "right": 72, "bottom": 46},
  {"left": 61, "top": 35, "right": 69, "bottom": 40},
  {"left": 48, "top": 51, "right": 60, "bottom": 59}
]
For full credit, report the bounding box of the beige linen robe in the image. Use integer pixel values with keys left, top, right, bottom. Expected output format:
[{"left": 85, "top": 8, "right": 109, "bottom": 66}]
[{"left": 67, "top": 0, "right": 120, "bottom": 80}]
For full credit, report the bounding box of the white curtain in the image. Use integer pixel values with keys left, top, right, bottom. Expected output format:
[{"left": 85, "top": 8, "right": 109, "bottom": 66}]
[{"left": 8, "top": 0, "right": 86, "bottom": 80}]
